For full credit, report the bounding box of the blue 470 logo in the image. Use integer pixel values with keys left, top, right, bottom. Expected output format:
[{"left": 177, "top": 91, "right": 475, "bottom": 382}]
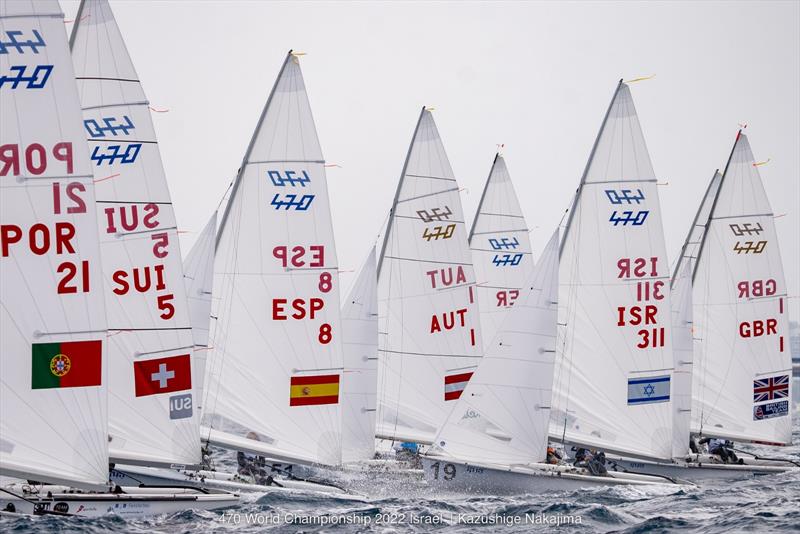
[
  {"left": 488, "top": 236, "right": 519, "bottom": 250},
  {"left": 492, "top": 253, "right": 523, "bottom": 267},
  {"left": 271, "top": 193, "right": 315, "bottom": 211},
  {"left": 605, "top": 189, "right": 645, "bottom": 205},
  {"left": 268, "top": 169, "right": 311, "bottom": 187},
  {"left": 0, "top": 29, "right": 46, "bottom": 54},
  {"left": 0, "top": 64, "right": 52, "bottom": 89},
  {"left": 610, "top": 210, "right": 649, "bottom": 226},
  {"left": 84, "top": 116, "right": 135, "bottom": 137},
  {"left": 90, "top": 144, "right": 142, "bottom": 165}
]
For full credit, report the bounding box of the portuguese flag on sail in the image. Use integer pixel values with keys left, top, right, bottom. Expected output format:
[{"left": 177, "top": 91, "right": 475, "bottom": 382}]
[{"left": 31, "top": 340, "right": 102, "bottom": 389}]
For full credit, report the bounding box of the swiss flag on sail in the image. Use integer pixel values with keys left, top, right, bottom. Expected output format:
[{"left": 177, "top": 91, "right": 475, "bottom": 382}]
[{"left": 134, "top": 355, "right": 192, "bottom": 397}]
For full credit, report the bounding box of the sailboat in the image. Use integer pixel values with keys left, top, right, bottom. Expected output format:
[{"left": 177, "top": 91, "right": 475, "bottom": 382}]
[
  {"left": 376, "top": 107, "right": 484, "bottom": 447},
  {"left": 548, "top": 80, "right": 685, "bottom": 480},
  {"left": 424, "top": 232, "right": 678, "bottom": 492},
  {"left": 469, "top": 153, "right": 534, "bottom": 349},
  {"left": 0, "top": 0, "right": 236, "bottom": 515},
  {"left": 688, "top": 132, "right": 796, "bottom": 469},
  {"left": 193, "top": 49, "right": 353, "bottom": 495}
]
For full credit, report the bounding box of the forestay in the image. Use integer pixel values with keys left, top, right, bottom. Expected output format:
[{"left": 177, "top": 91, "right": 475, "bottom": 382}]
[
  {"left": 670, "top": 261, "right": 693, "bottom": 458},
  {"left": 691, "top": 132, "right": 791, "bottom": 445},
  {"left": 341, "top": 247, "right": 379, "bottom": 463},
  {"left": 183, "top": 212, "right": 217, "bottom": 414},
  {"left": 376, "top": 108, "right": 483, "bottom": 445},
  {"left": 551, "top": 82, "right": 675, "bottom": 461},
  {"left": 432, "top": 231, "right": 560, "bottom": 466},
  {"left": 204, "top": 51, "right": 345, "bottom": 466},
  {"left": 0, "top": 0, "right": 109, "bottom": 489},
  {"left": 469, "top": 154, "right": 534, "bottom": 349},
  {"left": 70, "top": 0, "right": 200, "bottom": 466}
]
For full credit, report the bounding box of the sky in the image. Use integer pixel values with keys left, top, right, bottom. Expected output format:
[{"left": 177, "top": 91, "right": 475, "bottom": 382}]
[{"left": 62, "top": 0, "right": 800, "bottom": 318}]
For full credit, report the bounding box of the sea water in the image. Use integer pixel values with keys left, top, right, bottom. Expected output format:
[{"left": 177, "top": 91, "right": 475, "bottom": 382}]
[{"left": 3, "top": 421, "right": 798, "bottom": 533}]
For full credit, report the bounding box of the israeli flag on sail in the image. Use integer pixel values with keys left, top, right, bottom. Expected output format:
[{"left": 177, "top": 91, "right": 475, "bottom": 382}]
[{"left": 627, "top": 375, "right": 671, "bottom": 405}]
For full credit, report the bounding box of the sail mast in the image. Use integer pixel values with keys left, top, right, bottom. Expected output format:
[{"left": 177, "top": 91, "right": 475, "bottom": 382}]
[
  {"left": 560, "top": 79, "right": 623, "bottom": 255},
  {"left": 216, "top": 51, "right": 295, "bottom": 250},
  {"left": 670, "top": 170, "right": 720, "bottom": 287},
  {"left": 691, "top": 131, "right": 741, "bottom": 283},
  {"left": 377, "top": 106, "right": 427, "bottom": 276}
]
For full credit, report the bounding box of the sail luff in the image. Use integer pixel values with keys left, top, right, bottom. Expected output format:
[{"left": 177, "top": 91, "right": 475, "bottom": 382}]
[
  {"left": 67, "top": 0, "right": 87, "bottom": 49},
  {"left": 691, "top": 131, "right": 741, "bottom": 283},
  {"left": 467, "top": 152, "right": 500, "bottom": 244},
  {"left": 215, "top": 51, "right": 294, "bottom": 250},
  {"left": 377, "top": 106, "right": 427, "bottom": 276},
  {"left": 670, "top": 170, "right": 720, "bottom": 287},
  {"left": 559, "top": 79, "right": 623, "bottom": 255}
]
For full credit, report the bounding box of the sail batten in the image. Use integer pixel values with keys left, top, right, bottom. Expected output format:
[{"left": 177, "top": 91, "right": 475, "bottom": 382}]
[
  {"left": 376, "top": 109, "right": 483, "bottom": 445},
  {"left": 70, "top": 0, "right": 201, "bottom": 466}
]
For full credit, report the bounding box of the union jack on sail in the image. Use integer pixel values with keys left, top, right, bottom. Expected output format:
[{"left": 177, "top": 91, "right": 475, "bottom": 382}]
[{"left": 753, "top": 374, "right": 789, "bottom": 403}]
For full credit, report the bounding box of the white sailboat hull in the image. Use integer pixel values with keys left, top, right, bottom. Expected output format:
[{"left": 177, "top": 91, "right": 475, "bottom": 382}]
[
  {"left": 420, "top": 457, "right": 682, "bottom": 494},
  {"left": 111, "top": 465, "right": 354, "bottom": 498},
  {"left": 609, "top": 456, "right": 794, "bottom": 481},
  {"left": 0, "top": 484, "right": 237, "bottom": 517}
]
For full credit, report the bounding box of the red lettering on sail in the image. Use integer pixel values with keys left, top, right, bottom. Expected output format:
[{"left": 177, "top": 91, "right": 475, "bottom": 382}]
[
  {"left": 426, "top": 266, "right": 467, "bottom": 289},
  {"left": 272, "top": 297, "right": 324, "bottom": 320},
  {"left": 272, "top": 245, "right": 325, "bottom": 268},
  {"left": 1, "top": 222, "right": 76, "bottom": 257},
  {"left": 739, "top": 319, "right": 777, "bottom": 338},
  {"left": 430, "top": 308, "right": 468, "bottom": 333},
  {"left": 0, "top": 142, "right": 73, "bottom": 176},
  {"left": 111, "top": 264, "right": 166, "bottom": 295},
  {"left": 737, "top": 279, "right": 776, "bottom": 299}
]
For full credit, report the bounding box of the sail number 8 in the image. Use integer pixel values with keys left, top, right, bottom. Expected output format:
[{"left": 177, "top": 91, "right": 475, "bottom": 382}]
[{"left": 430, "top": 462, "right": 457, "bottom": 480}]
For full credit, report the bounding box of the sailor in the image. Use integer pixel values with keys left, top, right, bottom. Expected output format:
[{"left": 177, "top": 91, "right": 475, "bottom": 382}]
[
  {"left": 573, "top": 447, "right": 591, "bottom": 467},
  {"left": 237, "top": 431, "right": 273, "bottom": 485},
  {"left": 586, "top": 451, "right": 608, "bottom": 476},
  {"left": 546, "top": 446, "right": 563, "bottom": 465},
  {"left": 699, "top": 437, "right": 739, "bottom": 464}
]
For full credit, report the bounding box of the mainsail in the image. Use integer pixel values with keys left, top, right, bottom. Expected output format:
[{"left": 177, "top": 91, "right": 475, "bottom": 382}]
[
  {"left": 341, "top": 247, "right": 379, "bottom": 463},
  {"left": 468, "top": 154, "right": 534, "bottom": 349},
  {"left": 204, "top": 51, "right": 345, "bottom": 466},
  {"left": 0, "top": 0, "right": 109, "bottom": 488},
  {"left": 551, "top": 81, "right": 675, "bottom": 461},
  {"left": 183, "top": 212, "right": 217, "bottom": 414},
  {"left": 432, "top": 231, "right": 560, "bottom": 466},
  {"left": 691, "top": 132, "right": 792, "bottom": 445},
  {"left": 70, "top": 0, "right": 200, "bottom": 466},
  {"left": 376, "top": 108, "right": 483, "bottom": 445}
]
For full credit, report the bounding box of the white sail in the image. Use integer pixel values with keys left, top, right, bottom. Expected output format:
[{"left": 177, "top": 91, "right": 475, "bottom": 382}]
[
  {"left": 204, "top": 51, "right": 345, "bottom": 466},
  {"left": 340, "top": 247, "right": 379, "bottom": 463},
  {"left": 551, "top": 82, "right": 675, "bottom": 461},
  {"left": 70, "top": 0, "right": 200, "bottom": 466},
  {"left": 0, "top": 0, "right": 109, "bottom": 488},
  {"left": 670, "top": 261, "right": 693, "bottom": 458},
  {"left": 376, "top": 108, "right": 483, "bottom": 445},
  {"left": 183, "top": 212, "right": 217, "bottom": 414},
  {"left": 671, "top": 171, "right": 722, "bottom": 283},
  {"left": 469, "top": 154, "right": 534, "bottom": 349},
  {"left": 691, "top": 132, "right": 792, "bottom": 445},
  {"left": 432, "top": 231, "right": 560, "bottom": 466}
]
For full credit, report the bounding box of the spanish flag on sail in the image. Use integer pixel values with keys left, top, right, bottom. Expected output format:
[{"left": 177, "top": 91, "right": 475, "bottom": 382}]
[{"left": 290, "top": 374, "right": 340, "bottom": 406}]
